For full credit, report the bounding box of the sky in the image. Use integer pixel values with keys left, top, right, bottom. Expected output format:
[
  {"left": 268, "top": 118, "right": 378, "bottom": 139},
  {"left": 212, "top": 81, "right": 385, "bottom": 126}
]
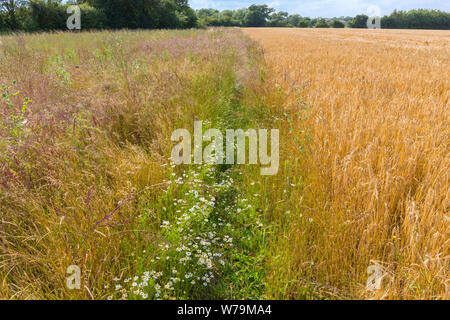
[{"left": 189, "top": 0, "right": 450, "bottom": 18}]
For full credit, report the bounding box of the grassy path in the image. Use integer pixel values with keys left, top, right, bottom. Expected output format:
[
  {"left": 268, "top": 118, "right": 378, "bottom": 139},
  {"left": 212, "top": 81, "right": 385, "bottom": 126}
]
[{"left": 105, "top": 32, "right": 271, "bottom": 300}]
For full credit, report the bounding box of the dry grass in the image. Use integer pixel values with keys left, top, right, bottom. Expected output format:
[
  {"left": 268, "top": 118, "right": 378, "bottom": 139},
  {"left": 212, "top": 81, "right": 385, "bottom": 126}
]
[{"left": 243, "top": 28, "right": 449, "bottom": 299}]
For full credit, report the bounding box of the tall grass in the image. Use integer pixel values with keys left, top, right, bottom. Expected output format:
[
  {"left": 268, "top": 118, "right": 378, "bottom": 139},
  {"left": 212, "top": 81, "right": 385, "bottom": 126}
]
[
  {"left": 1, "top": 27, "right": 448, "bottom": 300},
  {"left": 243, "top": 28, "right": 449, "bottom": 299},
  {"left": 0, "top": 28, "right": 265, "bottom": 299}
]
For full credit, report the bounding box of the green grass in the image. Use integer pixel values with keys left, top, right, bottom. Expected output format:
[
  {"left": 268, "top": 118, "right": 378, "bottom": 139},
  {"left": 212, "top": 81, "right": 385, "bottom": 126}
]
[{"left": 105, "top": 42, "right": 271, "bottom": 299}]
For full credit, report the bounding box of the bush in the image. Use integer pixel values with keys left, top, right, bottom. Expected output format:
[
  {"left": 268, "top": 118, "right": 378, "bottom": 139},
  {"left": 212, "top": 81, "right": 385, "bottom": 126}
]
[
  {"left": 381, "top": 9, "right": 450, "bottom": 30},
  {"left": 297, "top": 19, "right": 310, "bottom": 28},
  {"left": 0, "top": 12, "right": 5, "bottom": 30},
  {"left": 178, "top": 7, "right": 197, "bottom": 28},
  {"left": 330, "top": 19, "right": 345, "bottom": 28},
  {"left": 315, "top": 18, "right": 329, "bottom": 28},
  {"left": 78, "top": 3, "right": 107, "bottom": 30},
  {"left": 28, "top": 0, "right": 66, "bottom": 31},
  {"left": 348, "top": 14, "right": 368, "bottom": 28}
]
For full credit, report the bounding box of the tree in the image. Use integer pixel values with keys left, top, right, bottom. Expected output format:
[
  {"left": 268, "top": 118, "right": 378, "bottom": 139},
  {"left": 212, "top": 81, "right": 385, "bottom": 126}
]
[
  {"left": 330, "top": 19, "right": 345, "bottom": 28},
  {"left": 28, "top": 0, "right": 66, "bottom": 31},
  {"left": 86, "top": 0, "right": 196, "bottom": 29},
  {"left": 1, "top": 3, "right": 449, "bottom": 32},
  {"left": 381, "top": 9, "right": 449, "bottom": 30},
  {"left": 218, "top": 10, "right": 239, "bottom": 26},
  {"left": 0, "top": 10, "right": 5, "bottom": 29},
  {"left": 297, "top": 18, "right": 310, "bottom": 28},
  {"left": 267, "top": 11, "right": 288, "bottom": 27},
  {"left": 221, "top": 9, "right": 233, "bottom": 18},
  {"left": 1, "top": 0, "right": 26, "bottom": 29},
  {"left": 315, "top": 18, "right": 329, "bottom": 28},
  {"left": 309, "top": 18, "right": 318, "bottom": 27},
  {"left": 287, "top": 13, "right": 301, "bottom": 27},
  {"left": 244, "top": 4, "right": 273, "bottom": 27},
  {"left": 77, "top": 3, "right": 107, "bottom": 29},
  {"left": 173, "top": 5, "right": 196, "bottom": 28},
  {"left": 232, "top": 8, "right": 247, "bottom": 26},
  {"left": 349, "top": 14, "right": 368, "bottom": 28},
  {"left": 196, "top": 8, "right": 219, "bottom": 19}
]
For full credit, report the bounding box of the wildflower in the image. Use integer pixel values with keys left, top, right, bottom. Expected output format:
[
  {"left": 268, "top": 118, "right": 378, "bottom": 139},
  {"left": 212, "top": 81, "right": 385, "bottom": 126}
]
[{"left": 164, "top": 282, "right": 174, "bottom": 290}]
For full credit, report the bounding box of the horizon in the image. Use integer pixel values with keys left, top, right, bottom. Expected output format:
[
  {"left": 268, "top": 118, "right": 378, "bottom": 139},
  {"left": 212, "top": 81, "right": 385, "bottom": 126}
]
[{"left": 188, "top": 1, "right": 450, "bottom": 18}]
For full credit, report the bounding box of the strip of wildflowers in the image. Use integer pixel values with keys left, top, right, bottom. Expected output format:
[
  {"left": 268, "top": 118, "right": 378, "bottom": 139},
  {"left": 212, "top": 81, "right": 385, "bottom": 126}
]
[{"left": 107, "top": 160, "right": 265, "bottom": 300}]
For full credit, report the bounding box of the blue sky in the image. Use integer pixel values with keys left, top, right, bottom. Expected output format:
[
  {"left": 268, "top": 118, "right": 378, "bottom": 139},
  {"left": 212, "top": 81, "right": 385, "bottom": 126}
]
[{"left": 189, "top": 0, "right": 450, "bottom": 18}]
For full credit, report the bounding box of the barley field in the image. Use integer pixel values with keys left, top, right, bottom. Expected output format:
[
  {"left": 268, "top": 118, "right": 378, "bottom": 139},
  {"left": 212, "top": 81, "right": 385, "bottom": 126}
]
[
  {"left": 243, "top": 28, "right": 449, "bottom": 299},
  {"left": 0, "top": 27, "right": 448, "bottom": 300}
]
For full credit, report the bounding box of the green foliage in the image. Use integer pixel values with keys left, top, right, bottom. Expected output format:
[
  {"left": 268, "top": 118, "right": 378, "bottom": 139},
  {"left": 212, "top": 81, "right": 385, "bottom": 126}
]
[
  {"left": 28, "top": 0, "right": 66, "bottom": 31},
  {"left": 348, "top": 14, "right": 368, "bottom": 28},
  {"left": 86, "top": 0, "right": 196, "bottom": 29},
  {"left": 1, "top": 2, "right": 448, "bottom": 31},
  {"left": 286, "top": 14, "right": 301, "bottom": 27},
  {"left": 78, "top": 3, "right": 107, "bottom": 29},
  {"left": 297, "top": 18, "right": 310, "bottom": 28},
  {"left": 1, "top": 0, "right": 29, "bottom": 29},
  {"left": 197, "top": 8, "right": 240, "bottom": 27},
  {"left": 381, "top": 9, "right": 450, "bottom": 29},
  {"left": 244, "top": 4, "right": 274, "bottom": 27},
  {"left": 330, "top": 19, "right": 345, "bottom": 28},
  {"left": 315, "top": 18, "right": 329, "bottom": 28},
  {"left": 267, "top": 11, "right": 289, "bottom": 27},
  {"left": 0, "top": 10, "right": 4, "bottom": 30},
  {"left": 2, "top": 0, "right": 197, "bottom": 31},
  {"left": 232, "top": 8, "right": 247, "bottom": 25},
  {"left": 0, "top": 80, "right": 31, "bottom": 143},
  {"left": 25, "top": 0, "right": 106, "bottom": 31}
]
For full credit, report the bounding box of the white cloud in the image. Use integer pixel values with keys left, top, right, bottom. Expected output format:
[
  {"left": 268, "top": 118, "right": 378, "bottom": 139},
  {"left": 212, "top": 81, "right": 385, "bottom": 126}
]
[{"left": 267, "top": 2, "right": 281, "bottom": 8}]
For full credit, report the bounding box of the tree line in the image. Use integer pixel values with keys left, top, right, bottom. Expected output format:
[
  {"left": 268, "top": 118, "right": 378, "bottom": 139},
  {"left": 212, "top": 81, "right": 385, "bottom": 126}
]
[
  {"left": 0, "top": 0, "right": 197, "bottom": 31},
  {"left": 197, "top": 5, "right": 449, "bottom": 29},
  {"left": 1, "top": 1, "right": 449, "bottom": 32}
]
